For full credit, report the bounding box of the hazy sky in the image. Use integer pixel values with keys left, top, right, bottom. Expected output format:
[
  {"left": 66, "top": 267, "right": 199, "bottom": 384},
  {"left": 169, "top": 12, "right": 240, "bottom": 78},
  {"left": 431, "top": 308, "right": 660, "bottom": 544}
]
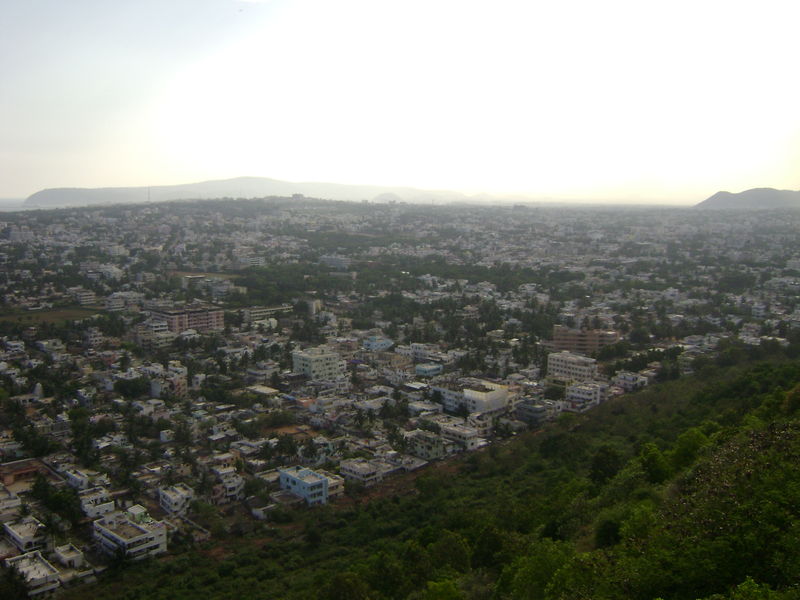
[{"left": 2, "top": 0, "right": 798, "bottom": 203}]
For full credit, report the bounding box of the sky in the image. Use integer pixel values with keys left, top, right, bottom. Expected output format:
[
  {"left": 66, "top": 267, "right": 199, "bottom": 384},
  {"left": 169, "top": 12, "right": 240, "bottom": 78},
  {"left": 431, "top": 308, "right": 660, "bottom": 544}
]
[{"left": 1, "top": 0, "right": 799, "bottom": 204}]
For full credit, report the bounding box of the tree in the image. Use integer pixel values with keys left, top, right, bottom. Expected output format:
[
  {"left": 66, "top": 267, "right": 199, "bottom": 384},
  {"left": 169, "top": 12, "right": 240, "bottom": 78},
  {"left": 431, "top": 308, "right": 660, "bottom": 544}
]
[
  {"left": 640, "top": 442, "right": 671, "bottom": 484},
  {"left": 589, "top": 445, "right": 624, "bottom": 485},
  {"left": 114, "top": 377, "right": 149, "bottom": 399},
  {"left": 321, "top": 572, "right": 372, "bottom": 600},
  {"left": 422, "top": 580, "right": 463, "bottom": 600},
  {"left": 497, "top": 538, "right": 575, "bottom": 600}
]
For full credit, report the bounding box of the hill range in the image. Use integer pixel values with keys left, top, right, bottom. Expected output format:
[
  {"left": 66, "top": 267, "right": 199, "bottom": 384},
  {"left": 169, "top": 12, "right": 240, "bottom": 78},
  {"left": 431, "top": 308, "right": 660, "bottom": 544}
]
[
  {"left": 24, "top": 176, "right": 469, "bottom": 207},
  {"left": 696, "top": 187, "right": 800, "bottom": 209}
]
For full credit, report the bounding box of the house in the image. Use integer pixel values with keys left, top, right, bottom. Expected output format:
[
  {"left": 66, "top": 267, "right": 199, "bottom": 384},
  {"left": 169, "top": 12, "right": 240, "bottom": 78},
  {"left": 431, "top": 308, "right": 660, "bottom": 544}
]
[
  {"left": 159, "top": 483, "right": 194, "bottom": 516},
  {"left": 612, "top": 370, "right": 649, "bottom": 393},
  {"left": 93, "top": 511, "right": 168, "bottom": 561},
  {"left": 210, "top": 467, "right": 245, "bottom": 505},
  {"left": 0, "top": 483, "right": 22, "bottom": 518},
  {"left": 564, "top": 382, "right": 608, "bottom": 412},
  {"left": 63, "top": 467, "right": 110, "bottom": 490},
  {"left": 440, "top": 422, "right": 480, "bottom": 450},
  {"left": 406, "top": 429, "right": 452, "bottom": 461},
  {"left": 78, "top": 486, "right": 115, "bottom": 518},
  {"left": 4, "top": 551, "right": 60, "bottom": 596},
  {"left": 338, "top": 459, "right": 384, "bottom": 487},
  {"left": 3, "top": 516, "right": 51, "bottom": 554},
  {"left": 278, "top": 466, "right": 330, "bottom": 505}
]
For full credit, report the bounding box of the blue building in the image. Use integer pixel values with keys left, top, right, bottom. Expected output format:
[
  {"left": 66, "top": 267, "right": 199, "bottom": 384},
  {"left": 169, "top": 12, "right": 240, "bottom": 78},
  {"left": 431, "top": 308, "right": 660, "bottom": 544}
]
[
  {"left": 363, "top": 335, "right": 394, "bottom": 352},
  {"left": 278, "top": 467, "right": 329, "bottom": 505}
]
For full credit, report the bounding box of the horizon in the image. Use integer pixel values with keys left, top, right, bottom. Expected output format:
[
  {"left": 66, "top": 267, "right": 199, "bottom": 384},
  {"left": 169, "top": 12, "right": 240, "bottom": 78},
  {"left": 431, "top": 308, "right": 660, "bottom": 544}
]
[
  {"left": 0, "top": 175, "right": 712, "bottom": 208},
  {"left": 3, "top": 175, "right": 800, "bottom": 209},
  {"left": 2, "top": 1, "right": 799, "bottom": 201}
]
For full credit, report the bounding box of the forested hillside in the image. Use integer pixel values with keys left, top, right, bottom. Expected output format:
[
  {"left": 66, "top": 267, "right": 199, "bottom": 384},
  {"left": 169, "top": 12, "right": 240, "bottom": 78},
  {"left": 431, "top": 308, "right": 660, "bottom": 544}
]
[{"left": 53, "top": 361, "right": 800, "bottom": 600}]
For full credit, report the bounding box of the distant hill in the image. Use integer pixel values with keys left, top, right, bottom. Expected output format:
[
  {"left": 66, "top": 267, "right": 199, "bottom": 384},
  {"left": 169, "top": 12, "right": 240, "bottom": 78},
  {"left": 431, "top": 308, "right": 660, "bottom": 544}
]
[
  {"left": 696, "top": 187, "right": 800, "bottom": 209},
  {"left": 24, "top": 176, "right": 469, "bottom": 207}
]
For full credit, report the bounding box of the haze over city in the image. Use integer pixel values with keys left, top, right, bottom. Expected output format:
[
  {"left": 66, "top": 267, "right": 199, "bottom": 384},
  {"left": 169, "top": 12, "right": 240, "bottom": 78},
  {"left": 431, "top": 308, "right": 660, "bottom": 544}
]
[{"left": 2, "top": 0, "right": 799, "bottom": 203}]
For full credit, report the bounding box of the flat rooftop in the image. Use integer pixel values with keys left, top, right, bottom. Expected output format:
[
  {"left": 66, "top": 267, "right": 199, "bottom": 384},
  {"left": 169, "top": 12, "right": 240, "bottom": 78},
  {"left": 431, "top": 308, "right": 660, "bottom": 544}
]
[
  {"left": 8, "top": 552, "right": 58, "bottom": 579},
  {"left": 6, "top": 518, "right": 43, "bottom": 538}
]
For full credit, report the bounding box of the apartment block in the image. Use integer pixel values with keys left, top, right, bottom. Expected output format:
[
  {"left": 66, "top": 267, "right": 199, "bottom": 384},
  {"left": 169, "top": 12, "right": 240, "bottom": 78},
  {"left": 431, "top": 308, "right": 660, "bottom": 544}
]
[
  {"left": 551, "top": 325, "right": 620, "bottom": 355},
  {"left": 292, "top": 346, "right": 345, "bottom": 381},
  {"left": 546, "top": 351, "right": 599, "bottom": 383},
  {"left": 148, "top": 304, "right": 224, "bottom": 333}
]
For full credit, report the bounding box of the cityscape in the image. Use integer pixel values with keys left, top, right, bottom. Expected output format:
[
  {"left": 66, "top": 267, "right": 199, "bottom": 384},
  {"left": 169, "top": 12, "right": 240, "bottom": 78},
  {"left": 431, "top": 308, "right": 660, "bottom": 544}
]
[{"left": 0, "top": 197, "right": 799, "bottom": 597}]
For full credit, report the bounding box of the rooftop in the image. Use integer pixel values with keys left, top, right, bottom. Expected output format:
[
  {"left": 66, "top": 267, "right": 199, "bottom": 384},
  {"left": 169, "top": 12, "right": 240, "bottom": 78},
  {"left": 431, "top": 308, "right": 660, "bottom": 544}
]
[{"left": 7, "top": 551, "right": 58, "bottom": 580}]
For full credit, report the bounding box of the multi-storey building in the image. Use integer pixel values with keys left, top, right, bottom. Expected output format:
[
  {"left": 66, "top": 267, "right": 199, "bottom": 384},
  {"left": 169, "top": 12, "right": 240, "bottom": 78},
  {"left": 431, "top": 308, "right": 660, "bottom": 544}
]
[
  {"left": 240, "top": 304, "right": 293, "bottom": 324},
  {"left": 338, "top": 459, "right": 385, "bottom": 487},
  {"left": 316, "top": 470, "right": 345, "bottom": 500},
  {"left": 292, "top": 346, "right": 345, "bottom": 381},
  {"left": 564, "top": 382, "right": 609, "bottom": 412},
  {"left": 612, "top": 370, "right": 649, "bottom": 393},
  {"left": 440, "top": 422, "right": 480, "bottom": 450},
  {"left": 550, "top": 325, "right": 620, "bottom": 355},
  {"left": 406, "top": 429, "right": 452, "bottom": 461},
  {"left": 0, "top": 482, "right": 22, "bottom": 517},
  {"left": 431, "top": 378, "right": 509, "bottom": 414},
  {"left": 159, "top": 483, "right": 194, "bottom": 516},
  {"left": 279, "top": 466, "right": 329, "bottom": 505},
  {"left": 92, "top": 511, "right": 168, "bottom": 561},
  {"left": 209, "top": 467, "right": 245, "bottom": 505},
  {"left": 78, "top": 486, "right": 115, "bottom": 518},
  {"left": 546, "top": 351, "right": 599, "bottom": 383},
  {"left": 148, "top": 304, "right": 224, "bottom": 333}
]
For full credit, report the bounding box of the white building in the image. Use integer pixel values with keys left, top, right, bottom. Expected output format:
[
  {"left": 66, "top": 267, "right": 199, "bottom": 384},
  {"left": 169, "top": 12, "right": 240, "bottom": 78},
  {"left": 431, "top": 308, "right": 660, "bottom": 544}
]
[
  {"left": 5, "top": 551, "right": 60, "bottom": 596},
  {"left": 279, "top": 466, "right": 329, "bottom": 505},
  {"left": 612, "top": 371, "right": 649, "bottom": 393},
  {"left": 440, "top": 422, "right": 480, "bottom": 450},
  {"left": 93, "top": 511, "right": 168, "bottom": 561},
  {"left": 431, "top": 379, "right": 509, "bottom": 414},
  {"left": 338, "top": 459, "right": 384, "bottom": 487},
  {"left": 210, "top": 467, "right": 245, "bottom": 505},
  {"left": 292, "top": 346, "right": 345, "bottom": 381},
  {"left": 546, "top": 351, "right": 599, "bottom": 383},
  {"left": 159, "top": 483, "right": 194, "bottom": 516},
  {"left": 79, "top": 486, "right": 115, "bottom": 518},
  {"left": 564, "top": 382, "right": 608, "bottom": 412},
  {"left": 3, "top": 516, "right": 51, "bottom": 553},
  {"left": 316, "top": 470, "right": 344, "bottom": 500},
  {"left": 63, "top": 467, "right": 110, "bottom": 490},
  {"left": 0, "top": 482, "right": 22, "bottom": 517}
]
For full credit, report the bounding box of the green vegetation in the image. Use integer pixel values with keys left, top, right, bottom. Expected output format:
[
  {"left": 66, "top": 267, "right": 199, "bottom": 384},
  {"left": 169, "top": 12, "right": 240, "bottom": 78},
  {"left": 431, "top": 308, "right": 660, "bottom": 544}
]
[
  {"left": 55, "top": 360, "right": 800, "bottom": 599},
  {"left": 0, "top": 306, "right": 99, "bottom": 324}
]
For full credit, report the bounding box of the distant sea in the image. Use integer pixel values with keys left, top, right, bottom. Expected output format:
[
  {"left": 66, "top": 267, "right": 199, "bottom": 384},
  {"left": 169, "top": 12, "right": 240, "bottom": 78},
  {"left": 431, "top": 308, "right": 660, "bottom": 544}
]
[{"left": 0, "top": 199, "right": 27, "bottom": 212}]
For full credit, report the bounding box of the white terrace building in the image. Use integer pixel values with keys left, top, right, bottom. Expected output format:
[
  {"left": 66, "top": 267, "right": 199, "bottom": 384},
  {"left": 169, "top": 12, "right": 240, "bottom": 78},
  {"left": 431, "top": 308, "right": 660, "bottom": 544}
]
[
  {"left": 5, "top": 551, "right": 60, "bottom": 596},
  {"left": 93, "top": 511, "right": 168, "bottom": 561}
]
